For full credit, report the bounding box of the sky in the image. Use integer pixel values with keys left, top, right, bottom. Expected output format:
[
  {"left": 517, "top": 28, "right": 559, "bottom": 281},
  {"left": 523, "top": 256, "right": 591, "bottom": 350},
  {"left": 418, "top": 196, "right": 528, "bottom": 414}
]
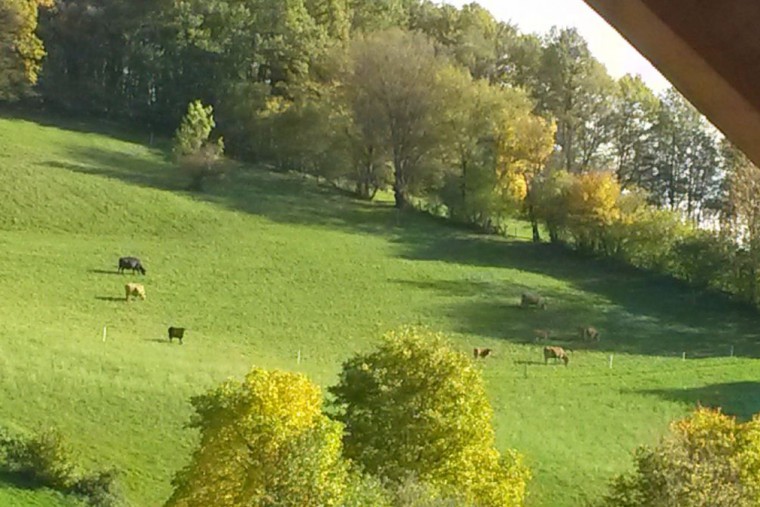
[{"left": 443, "top": 0, "right": 671, "bottom": 93}]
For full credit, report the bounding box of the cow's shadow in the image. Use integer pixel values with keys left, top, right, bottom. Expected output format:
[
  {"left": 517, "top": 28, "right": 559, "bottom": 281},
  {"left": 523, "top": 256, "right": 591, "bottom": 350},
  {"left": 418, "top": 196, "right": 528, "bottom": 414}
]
[
  {"left": 145, "top": 338, "right": 173, "bottom": 345},
  {"left": 95, "top": 296, "right": 124, "bottom": 302},
  {"left": 89, "top": 269, "right": 120, "bottom": 275}
]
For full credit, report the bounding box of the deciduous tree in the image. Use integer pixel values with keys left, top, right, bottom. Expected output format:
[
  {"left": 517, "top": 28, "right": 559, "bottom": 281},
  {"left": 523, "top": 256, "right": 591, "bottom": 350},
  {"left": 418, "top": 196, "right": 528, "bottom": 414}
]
[
  {"left": 330, "top": 327, "right": 530, "bottom": 507},
  {"left": 602, "top": 407, "right": 760, "bottom": 507},
  {"left": 0, "top": 0, "right": 53, "bottom": 100},
  {"left": 166, "top": 368, "right": 348, "bottom": 507},
  {"left": 173, "top": 100, "right": 225, "bottom": 191},
  {"left": 344, "top": 28, "right": 444, "bottom": 208}
]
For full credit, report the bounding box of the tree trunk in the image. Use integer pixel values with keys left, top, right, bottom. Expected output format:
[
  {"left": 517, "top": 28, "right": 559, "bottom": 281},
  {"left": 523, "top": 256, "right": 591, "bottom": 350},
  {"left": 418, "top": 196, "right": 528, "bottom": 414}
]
[
  {"left": 526, "top": 193, "right": 541, "bottom": 242},
  {"left": 460, "top": 159, "right": 468, "bottom": 218},
  {"left": 548, "top": 225, "right": 559, "bottom": 244},
  {"left": 531, "top": 217, "right": 541, "bottom": 243},
  {"left": 393, "top": 166, "right": 408, "bottom": 209},
  {"left": 393, "top": 184, "right": 408, "bottom": 209}
]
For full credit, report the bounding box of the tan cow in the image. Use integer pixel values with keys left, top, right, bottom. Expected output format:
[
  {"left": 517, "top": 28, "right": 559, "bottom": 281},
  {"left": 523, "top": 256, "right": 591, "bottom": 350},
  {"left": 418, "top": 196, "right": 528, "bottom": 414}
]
[
  {"left": 521, "top": 292, "right": 547, "bottom": 309},
  {"left": 543, "top": 346, "right": 569, "bottom": 366},
  {"left": 473, "top": 347, "right": 493, "bottom": 359},
  {"left": 125, "top": 283, "right": 146, "bottom": 301},
  {"left": 533, "top": 329, "right": 551, "bottom": 342},
  {"left": 578, "top": 326, "right": 600, "bottom": 342}
]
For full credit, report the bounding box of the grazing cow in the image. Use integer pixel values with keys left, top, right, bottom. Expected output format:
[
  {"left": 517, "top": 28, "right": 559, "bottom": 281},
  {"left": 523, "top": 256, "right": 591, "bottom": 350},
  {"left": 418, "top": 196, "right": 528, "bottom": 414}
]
[
  {"left": 118, "top": 257, "right": 146, "bottom": 275},
  {"left": 521, "top": 292, "right": 547, "bottom": 309},
  {"left": 578, "top": 326, "right": 600, "bottom": 342},
  {"left": 168, "top": 326, "right": 185, "bottom": 345},
  {"left": 125, "top": 283, "right": 146, "bottom": 301},
  {"left": 473, "top": 347, "right": 493, "bottom": 359},
  {"left": 543, "top": 346, "right": 569, "bottom": 366},
  {"left": 534, "top": 329, "right": 551, "bottom": 342}
]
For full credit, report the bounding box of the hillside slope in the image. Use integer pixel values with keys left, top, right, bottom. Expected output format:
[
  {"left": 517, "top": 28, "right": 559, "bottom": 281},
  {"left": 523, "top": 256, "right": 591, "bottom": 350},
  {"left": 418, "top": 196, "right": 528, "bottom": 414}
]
[{"left": 1, "top": 114, "right": 759, "bottom": 506}]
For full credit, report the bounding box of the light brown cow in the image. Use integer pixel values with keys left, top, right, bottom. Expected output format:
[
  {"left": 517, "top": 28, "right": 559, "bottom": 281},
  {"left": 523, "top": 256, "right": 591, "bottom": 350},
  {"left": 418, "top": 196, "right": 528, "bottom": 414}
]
[
  {"left": 521, "top": 292, "right": 547, "bottom": 309},
  {"left": 534, "top": 329, "right": 551, "bottom": 342},
  {"left": 543, "top": 346, "right": 569, "bottom": 366},
  {"left": 473, "top": 347, "right": 493, "bottom": 359},
  {"left": 125, "top": 283, "right": 146, "bottom": 301},
  {"left": 578, "top": 326, "right": 600, "bottom": 342}
]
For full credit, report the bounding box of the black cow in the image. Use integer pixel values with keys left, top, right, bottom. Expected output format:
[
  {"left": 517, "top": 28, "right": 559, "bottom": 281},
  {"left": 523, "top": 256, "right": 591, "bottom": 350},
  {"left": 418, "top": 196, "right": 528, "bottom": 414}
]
[
  {"left": 118, "top": 256, "right": 146, "bottom": 275},
  {"left": 168, "top": 327, "right": 185, "bottom": 344}
]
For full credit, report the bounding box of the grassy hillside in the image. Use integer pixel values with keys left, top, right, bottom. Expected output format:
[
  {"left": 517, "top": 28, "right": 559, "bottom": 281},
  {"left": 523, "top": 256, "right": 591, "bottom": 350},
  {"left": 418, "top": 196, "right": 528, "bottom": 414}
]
[{"left": 1, "top": 113, "right": 760, "bottom": 506}]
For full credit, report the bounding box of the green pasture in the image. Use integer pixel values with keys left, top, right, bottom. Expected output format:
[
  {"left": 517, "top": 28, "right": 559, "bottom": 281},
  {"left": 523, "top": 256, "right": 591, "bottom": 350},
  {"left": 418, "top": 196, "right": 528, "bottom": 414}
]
[{"left": 1, "top": 114, "right": 759, "bottom": 506}]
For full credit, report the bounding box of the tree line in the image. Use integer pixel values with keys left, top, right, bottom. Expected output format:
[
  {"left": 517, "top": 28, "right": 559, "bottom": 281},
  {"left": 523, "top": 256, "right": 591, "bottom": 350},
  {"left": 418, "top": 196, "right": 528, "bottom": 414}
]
[{"left": 5, "top": 0, "right": 760, "bottom": 306}]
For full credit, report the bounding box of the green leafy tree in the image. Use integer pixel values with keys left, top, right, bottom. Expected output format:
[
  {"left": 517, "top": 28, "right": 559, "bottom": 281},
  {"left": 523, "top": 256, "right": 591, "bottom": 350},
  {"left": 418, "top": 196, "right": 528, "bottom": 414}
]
[
  {"left": 672, "top": 231, "right": 733, "bottom": 291},
  {"left": 173, "top": 99, "right": 225, "bottom": 191},
  {"left": 533, "top": 27, "right": 616, "bottom": 174},
  {"left": 601, "top": 407, "right": 760, "bottom": 507},
  {"left": 166, "top": 368, "right": 348, "bottom": 507},
  {"left": 434, "top": 65, "right": 505, "bottom": 225},
  {"left": 349, "top": 0, "right": 412, "bottom": 33},
  {"left": 344, "top": 28, "right": 445, "bottom": 208},
  {"left": 434, "top": 64, "right": 554, "bottom": 233},
  {"left": 721, "top": 142, "right": 760, "bottom": 304},
  {"left": 330, "top": 327, "right": 530, "bottom": 507},
  {"left": 610, "top": 75, "right": 659, "bottom": 191},
  {"left": 530, "top": 169, "right": 574, "bottom": 243},
  {"left": 611, "top": 193, "right": 688, "bottom": 272},
  {"left": 650, "top": 88, "right": 721, "bottom": 220}
]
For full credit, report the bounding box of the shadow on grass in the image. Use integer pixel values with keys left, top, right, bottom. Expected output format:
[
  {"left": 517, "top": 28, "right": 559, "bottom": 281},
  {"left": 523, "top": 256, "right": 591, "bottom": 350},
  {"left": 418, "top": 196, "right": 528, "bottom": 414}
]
[
  {"left": 637, "top": 382, "right": 760, "bottom": 421},
  {"left": 515, "top": 360, "right": 545, "bottom": 366},
  {"left": 392, "top": 240, "right": 760, "bottom": 358},
  {"left": 95, "top": 296, "right": 125, "bottom": 302},
  {"left": 144, "top": 338, "right": 173, "bottom": 345},
  {"left": 27, "top": 123, "right": 760, "bottom": 359},
  {"left": 0, "top": 106, "right": 165, "bottom": 149},
  {"left": 50, "top": 144, "right": 445, "bottom": 240},
  {"left": 89, "top": 269, "right": 120, "bottom": 275},
  {"left": 0, "top": 470, "right": 42, "bottom": 491}
]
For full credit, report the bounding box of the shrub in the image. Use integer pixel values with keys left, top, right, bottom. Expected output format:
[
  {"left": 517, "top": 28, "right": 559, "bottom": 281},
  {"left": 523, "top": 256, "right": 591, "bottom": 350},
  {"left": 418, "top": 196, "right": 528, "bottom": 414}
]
[
  {"left": 2, "top": 427, "right": 77, "bottom": 490},
  {"left": 342, "top": 472, "right": 393, "bottom": 507},
  {"left": 72, "top": 469, "right": 123, "bottom": 507},
  {"left": 0, "top": 426, "right": 122, "bottom": 506},
  {"left": 601, "top": 407, "right": 760, "bottom": 507},
  {"left": 672, "top": 231, "right": 734, "bottom": 290},
  {"left": 390, "top": 473, "right": 468, "bottom": 507},
  {"left": 330, "top": 327, "right": 530, "bottom": 507},
  {"left": 173, "top": 100, "right": 226, "bottom": 191}
]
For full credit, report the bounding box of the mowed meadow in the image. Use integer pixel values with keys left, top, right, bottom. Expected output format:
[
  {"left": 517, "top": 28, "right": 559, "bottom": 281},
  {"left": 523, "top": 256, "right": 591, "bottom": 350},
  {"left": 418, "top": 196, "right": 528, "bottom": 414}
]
[{"left": 2, "top": 114, "right": 760, "bottom": 507}]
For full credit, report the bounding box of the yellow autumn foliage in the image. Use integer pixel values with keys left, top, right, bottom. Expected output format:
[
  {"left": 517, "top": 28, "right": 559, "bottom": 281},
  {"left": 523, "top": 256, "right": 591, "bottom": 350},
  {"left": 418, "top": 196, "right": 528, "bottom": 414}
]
[
  {"left": 0, "top": 0, "right": 53, "bottom": 99},
  {"left": 166, "top": 368, "right": 348, "bottom": 507},
  {"left": 331, "top": 327, "right": 530, "bottom": 506},
  {"left": 566, "top": 171, "right": 621, "bottom": 226},
  {"left": 496, "top": 110, "right": 556, "bottom": 204},
  {"left": 602, "top": 407, "right": 760, "bottom": 507}
]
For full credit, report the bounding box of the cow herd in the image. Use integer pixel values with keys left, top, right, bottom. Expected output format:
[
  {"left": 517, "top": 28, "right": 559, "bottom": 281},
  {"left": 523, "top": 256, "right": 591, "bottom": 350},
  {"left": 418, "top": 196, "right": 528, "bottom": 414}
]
[
  {"left": 473, "top": 291, "right": 603, "bottom": 367},
  {"left": 115, "top": 266, "right": 592, "bottom": 359},
  {"left": 116, "top": 256, "right": 185, "bottom": 345}
]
